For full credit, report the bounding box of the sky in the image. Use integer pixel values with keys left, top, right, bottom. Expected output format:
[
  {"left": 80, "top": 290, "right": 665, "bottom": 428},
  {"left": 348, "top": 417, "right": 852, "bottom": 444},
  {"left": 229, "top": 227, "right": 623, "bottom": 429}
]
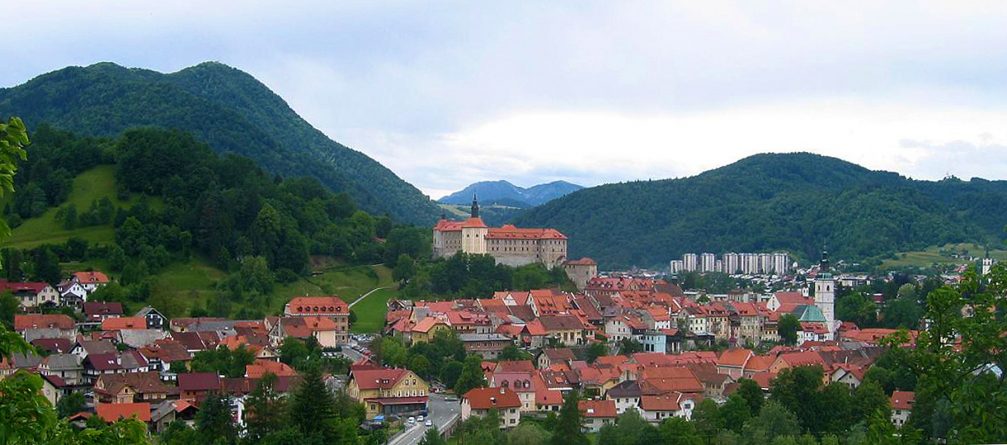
[{"left": 7, "top": 1, "right": 1007, "bottom": 199}]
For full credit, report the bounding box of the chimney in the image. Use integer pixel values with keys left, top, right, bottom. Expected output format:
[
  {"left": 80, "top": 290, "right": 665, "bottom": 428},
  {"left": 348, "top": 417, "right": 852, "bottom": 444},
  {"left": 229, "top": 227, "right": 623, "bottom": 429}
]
[
  {"left": 500, "top": 387, "right": 506, "bottom": 394},
  {"left": 490, "top": 396, "right": 497, "bottom": 405}
]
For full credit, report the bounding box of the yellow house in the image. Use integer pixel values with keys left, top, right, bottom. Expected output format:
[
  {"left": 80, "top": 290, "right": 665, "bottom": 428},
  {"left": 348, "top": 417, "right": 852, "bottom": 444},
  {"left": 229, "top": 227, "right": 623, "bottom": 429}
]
[
  {"left": 410, "top": 317, "right": 451, "bottom": 344},
  {"left": 347, "top": 368, "right": 430, "bottom": 419}
]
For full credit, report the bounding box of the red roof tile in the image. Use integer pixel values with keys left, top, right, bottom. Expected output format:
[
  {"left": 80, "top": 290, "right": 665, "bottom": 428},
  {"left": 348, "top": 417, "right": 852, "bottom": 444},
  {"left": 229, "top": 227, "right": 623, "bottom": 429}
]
[
  {"left": 96, "top": 402, "right": 151, "bottom": 423},
  {"left": 464, "top": 387, "right": 521, "bottom": 410},
  {"left": 579, "top": 399, "right": 617, "bottom": 418},
  {"left": 14, "top": 314, "right": 74, "bottom": 331}
]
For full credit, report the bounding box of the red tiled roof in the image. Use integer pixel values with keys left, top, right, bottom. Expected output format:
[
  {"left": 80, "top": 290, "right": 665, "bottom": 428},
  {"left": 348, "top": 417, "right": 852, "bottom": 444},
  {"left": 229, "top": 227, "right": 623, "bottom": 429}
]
[
  {"left": 579, "top": 399, "right": 617, "bottom": 418},
  {"left": 101, "top": 317, "right": 147, "bottom": 331},
  {"left": 891, "top": 390, "right": 915, "bottom": 411},
  {"left": 0, "top": 280, "right": 51, "bottom": 294},
  {"left": 83, "top": 302, "right": 124, "bottom": 318},
  {"left": 96, "top": 403, "right": 151, "bottom": 423},
  {"left": 285, "top": 296, "right": 349, "bottom": 316},
  {"left": 565, "top": 258, "right": 596, "bottom": 266},
  {"left": 280, "top": 316, "right": 340, "bottom": 337},
  {"left": 246, "top": 360, "right": 297, "bottom": 379},
  {"left": 464, "top": 387, "right": 521, "bottom": 410},
  {"left": 178, "top": 372, "right": 221, "bottom": 392},
  {"left": 14, "top": 314, "right": 74, "bottom": 331},
  {"left": 495, "top": 360, "right": 536, "bottom": 373},
  {"left": 73, "top": 271, "right": 110, "bottom": 284},
  {"left": 717, "top": 348, "right": 754, "bottom": 368},
  {"left": 351, "top": 368, "right": 410, "bottom": 390},
  {"left": 640, "top": 394, "right": 684, "bottom": 411},
  {"left": 486, "top": 225, "right": 566, "bottom": 240}
]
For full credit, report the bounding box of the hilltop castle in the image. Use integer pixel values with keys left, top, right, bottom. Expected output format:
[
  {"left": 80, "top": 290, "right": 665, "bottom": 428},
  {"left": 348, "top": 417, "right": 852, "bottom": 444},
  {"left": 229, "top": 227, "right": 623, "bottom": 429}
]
[{"left": 432, "top": 195, "right": 568, "bottom": 268}]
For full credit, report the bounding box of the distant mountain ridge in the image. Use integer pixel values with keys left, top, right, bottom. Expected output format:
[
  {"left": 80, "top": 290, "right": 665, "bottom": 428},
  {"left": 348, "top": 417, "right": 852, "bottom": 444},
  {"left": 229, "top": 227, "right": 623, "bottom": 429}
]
[
  {"left": 0, "top": 61, "right": 440, "bottom": 224},
  {"left": 439, "top": 180, "right": 583, "bottom": 207},
  {"left": 515, "top": 152, "right": 1007, "bottom": 268}
]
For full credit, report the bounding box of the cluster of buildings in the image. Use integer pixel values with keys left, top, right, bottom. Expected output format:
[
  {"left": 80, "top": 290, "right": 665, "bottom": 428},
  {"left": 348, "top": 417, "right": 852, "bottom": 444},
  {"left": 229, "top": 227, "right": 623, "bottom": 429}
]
[
  {"left": 386, "top": 252, "right": 842, "bottom": 361},
  {"left": 2, "top": 287, "right": 354, "bottom": 433},
  {"left": 458, "top": 338, "right": 915, "bottom": 431},
  {"left": 670, "top": 252, "right": 792, "bottom": 275},
  {"left": 3, "top": 271, "right": 111, "bottom": 310}
]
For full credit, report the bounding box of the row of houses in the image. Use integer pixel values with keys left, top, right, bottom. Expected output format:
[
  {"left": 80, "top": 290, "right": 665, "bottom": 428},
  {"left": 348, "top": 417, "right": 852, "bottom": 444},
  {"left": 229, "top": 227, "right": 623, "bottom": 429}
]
[
  {"left": 2, "top": 294, "right": 355, "bottom": 433},
  {"left": 3, "top": 271, "right": 110, "bottom": 309}
]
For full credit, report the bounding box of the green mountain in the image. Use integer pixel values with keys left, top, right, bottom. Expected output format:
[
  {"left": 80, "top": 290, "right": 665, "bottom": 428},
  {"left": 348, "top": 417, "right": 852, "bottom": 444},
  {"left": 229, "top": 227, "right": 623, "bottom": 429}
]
[
  {"left": 515, "top": 152, "right": 1007, "bottom": 268},
  {"left": 0, "top": 62, "right": 440, "bottom": 224}
]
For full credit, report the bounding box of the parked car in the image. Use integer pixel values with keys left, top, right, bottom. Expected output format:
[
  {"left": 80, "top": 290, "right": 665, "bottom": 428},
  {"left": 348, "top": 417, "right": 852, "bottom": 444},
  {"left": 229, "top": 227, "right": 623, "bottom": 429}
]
[
  {"left": 417, "top": 415, "right": 424, "bottom": 422},
  {"left": 425, "top": 420, "right": 433, "bottom": 427},
  {"left": 407, "top": 417, "right": 416, "bottom": 425}
]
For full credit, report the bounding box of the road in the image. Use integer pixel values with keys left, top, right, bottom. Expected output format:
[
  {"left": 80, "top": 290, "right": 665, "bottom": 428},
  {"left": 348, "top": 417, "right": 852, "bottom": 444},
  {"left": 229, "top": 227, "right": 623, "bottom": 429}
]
[
  {"left": 348, "top": 285, "right": 394, "bottom": 308},
  {"left": 388, "top": 393, "right": 460, "bottom": 445}
]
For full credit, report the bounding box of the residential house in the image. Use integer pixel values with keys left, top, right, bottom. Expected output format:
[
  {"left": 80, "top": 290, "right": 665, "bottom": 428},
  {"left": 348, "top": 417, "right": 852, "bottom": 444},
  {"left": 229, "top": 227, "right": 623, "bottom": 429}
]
[
  {"left": 95, "top": 402, "right": 151, "bottom": 425},
  {"left": 95, "top": 372, "right": 170, "bottom": 404},
  {"left": 526, "top": 315, "right": 585, "bottom": 347},
  {"left": 39, "top": 353, "right": 84, "bottom": 386},
  {"left": 83, "top": 302, "right": 124, "bottom": 323},
  {"left": 459, "top": 333, "right": 513, "bottom": 359},
  {"left": 152, "top": 400, "right": 199, "bottom": 433},
  {"left": 537, "top": 348, "right": 576, "bottom": 370},
  {"left": 890, "top": 391, "right": 915, "bottom": 428},
  {"left": 178, "top": 372, "right": 222, "bottom": 402},
  {"left": 270, "top": 316, "right": 341, "bottom": 348},
  {"left": 579, "top": 399, "right": 617, "bottom": 433},
  {"left": 346, "top": 368, "right": 429, "bottom": 419},
  {"left": 40, "top": 374, "right": 66, "bottom": 406},
  {"left": 283, "top": 296, "right": 350, "bottom": 344},
  {"left": 14, "top": 314, "right": 76, "bottom": 340},
  {"left": 461, "top": 387, "right": 522, "bottom": 428},
  {"left": 638, "top": 393, "right": 696, "bottom": 423},
  {"left": 72, "top": 271, "right": 110, "bottom": 293},
  {"left": 716, "top": 348, "right": 754, "bottom": 379},
  {"left": 491, "top": 371, "right": 539, "bottom": 412},
  {"left": 135, "top": 306, "right": 168, "bottom": 330},
  {"left": 1, "top": 280, "right": 59, "bottom": 308},
  {"left": 101, "top": 317, "right": 148, "bottom": 331},
  {"left": 607, "top": 380, "right": 642, "bottom": 414}
]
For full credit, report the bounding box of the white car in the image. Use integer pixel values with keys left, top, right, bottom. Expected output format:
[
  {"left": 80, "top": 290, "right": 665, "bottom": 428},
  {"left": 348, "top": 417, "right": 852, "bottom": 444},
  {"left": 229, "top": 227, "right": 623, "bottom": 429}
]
[
  {"left": 417, "top": 415, "right": 424, "bottom": 422},
  {"left": 407, "top": 416, "right": 416, "bottom": 425},
  {"left": 425, "top": 420, "right": 433, "bottom": 427}
]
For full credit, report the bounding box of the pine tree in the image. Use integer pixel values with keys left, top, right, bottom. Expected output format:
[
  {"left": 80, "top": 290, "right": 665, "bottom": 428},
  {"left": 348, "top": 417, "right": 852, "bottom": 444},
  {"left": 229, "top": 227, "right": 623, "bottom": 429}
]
[
  {"left": 195, "top": 392, "right": 237, "bottom": 445},
  {"left": 244, "top": 373, "right": 286, "bottom": 443},
  {"left": 551, "top": 390, "right": 588, "bottom": 445},
  {"left": 453, "top": 355, "right": 487, "bottom": 396}
]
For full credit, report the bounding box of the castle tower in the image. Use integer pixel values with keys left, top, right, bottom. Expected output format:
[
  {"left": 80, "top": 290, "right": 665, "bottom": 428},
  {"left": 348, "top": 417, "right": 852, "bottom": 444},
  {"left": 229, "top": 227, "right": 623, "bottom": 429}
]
[
  {"left": 461, "top": 194, "right": 488, "bottom": 254},
  {"left": 814, "top": 248, "right": 836, "bottom": 337}
]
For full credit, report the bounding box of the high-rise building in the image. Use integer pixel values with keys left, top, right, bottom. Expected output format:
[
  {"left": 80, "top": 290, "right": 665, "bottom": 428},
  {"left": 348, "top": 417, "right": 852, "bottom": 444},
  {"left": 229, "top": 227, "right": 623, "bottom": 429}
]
[
  {"left": 683, "top": 253, "right": 698, "bottom": 272},
  {"left": 758, "top": 253, "right": 772, "bottom": 274},
  {"left": 771, "top": 252, "right": 790, "bottom": 275},
  {"left": 669, "top": 260, "right": 685, "bottom": 274},
  {"left": 701, "top": 253, "right": 716, "bottom": 273},
  {"left": 714, "top": 259, "right": 723, "bottom": 274},
  {"left": 723, "top": 253, "right": 739, "bottom": 275},
  {"left": 740, "top": 253, "right": 759, "bottom": 275}
]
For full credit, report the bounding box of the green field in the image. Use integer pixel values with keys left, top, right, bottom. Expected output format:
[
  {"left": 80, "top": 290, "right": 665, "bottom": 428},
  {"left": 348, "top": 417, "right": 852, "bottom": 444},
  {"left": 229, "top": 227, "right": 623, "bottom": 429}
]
[
  {"left": 881, "top": 242, "right": 1007, "bottom": 270},
  {"left": 8, "top": 165, "right": 161, "bottom": 249}
]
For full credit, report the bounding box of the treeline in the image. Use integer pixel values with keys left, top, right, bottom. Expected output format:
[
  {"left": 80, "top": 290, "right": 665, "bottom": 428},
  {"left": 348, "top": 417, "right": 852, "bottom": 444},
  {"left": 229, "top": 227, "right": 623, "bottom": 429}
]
[
  {"left": 1, "top": 125, "right": 431, "bottom": 318},
  {"left": 394, "top": 252, "right": 575, "bottom": 299},
  {"left": 372, "top": 331, "right": 487, "bottom": 397},
  {"left": 516, "top": 152, "right": 1007, "bottom": 268}
]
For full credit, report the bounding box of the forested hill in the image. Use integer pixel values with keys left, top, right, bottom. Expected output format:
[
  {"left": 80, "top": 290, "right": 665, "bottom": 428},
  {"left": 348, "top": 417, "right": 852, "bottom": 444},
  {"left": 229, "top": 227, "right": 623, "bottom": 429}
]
[
  {"left": 439, "top": 180, "right": 583, "bottom": 207},
  {"left": 0, "top": 62, "right": 440, "bottom": 224},
  {"left": 515, "top": 152, "right": 1007, "bottom": 268}
]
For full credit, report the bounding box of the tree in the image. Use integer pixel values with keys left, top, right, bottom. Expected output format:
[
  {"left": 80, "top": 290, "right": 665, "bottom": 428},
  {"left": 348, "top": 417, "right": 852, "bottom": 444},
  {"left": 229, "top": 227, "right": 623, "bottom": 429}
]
[
  {"left": 881, "top": 297, "right": 922, "bottom": 329},
  {"left": 454, "top": 355, "right": 487, "bottom": 396},
  {"left": 0, "top": 117, "right": 29, "bottom": 246},
  {"left": 770, "top": 366, "right": 825, "bottom": 433},
  {"left": 497, "top": 344, "right": 532, "bottom": 361},
  {"left": 741, "top": 400, "right": 800, "bottom": 443},
  {"left": 286, "top": 363, "right": 357, "bottom": 444},
  {"left": 55, "top": 391, "right": 86, "bottom": 418},
  {"left": 618, "top": 338, "right": 645, "bottom": 355},
  {"left": 551, "top": 390, "right": 588, "bottom": 445},
  {"left": 508, "top": 423, "right": 551, "bottom": 445},
  {"left": 244, "top": 373, "right": 286, "bottom": 443},
  {"left": 195, "top": 393, "right": 237, "bottom": 445},
  {"left": 32, "top": 248, "right": 61, "bottom": 286},
  {"left": 586, "top": 342, "right": 607, "bottom": 364},
  {"left": 419, "top": 427, "right": 447, "bottom": 445},
  {"left": 0, "top": 292, "right": 18, "bottom": 328},
  {"left": 778, "top": 314, "right": 799, "bottom": 346},
  {"left": 719, "top": 394, "right": 751, "bottom": 434},
  {"left": 735, "top": 378, "right": 764, "bottom": 416},
  {"left": 657, "top": 417, "right": 702, "bottom": 445},
  {"left": 691, "top": 399, "right": 723, "bottom": 441},
  {"left": 393, "top": 254, "right": 416, "bottom": 284}
]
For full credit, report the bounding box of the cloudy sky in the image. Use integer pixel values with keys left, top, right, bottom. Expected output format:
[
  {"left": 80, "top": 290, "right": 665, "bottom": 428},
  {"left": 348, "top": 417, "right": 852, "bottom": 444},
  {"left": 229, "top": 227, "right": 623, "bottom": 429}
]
[{"left": 7, "top": 1, "right": 1007, "bottom": 198}]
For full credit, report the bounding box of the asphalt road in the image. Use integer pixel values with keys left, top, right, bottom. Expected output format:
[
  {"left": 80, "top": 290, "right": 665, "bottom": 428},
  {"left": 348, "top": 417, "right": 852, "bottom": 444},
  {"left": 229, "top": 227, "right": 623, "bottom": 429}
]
[{"left": 388, "top": 393, "right": 460, "bottom": 445}]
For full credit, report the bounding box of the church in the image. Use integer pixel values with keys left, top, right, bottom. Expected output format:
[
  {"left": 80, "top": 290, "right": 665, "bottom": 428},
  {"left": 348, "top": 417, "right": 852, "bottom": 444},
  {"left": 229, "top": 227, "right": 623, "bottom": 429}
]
[{"left": 432, "top": 196, "right": 568, "bottom": 267}]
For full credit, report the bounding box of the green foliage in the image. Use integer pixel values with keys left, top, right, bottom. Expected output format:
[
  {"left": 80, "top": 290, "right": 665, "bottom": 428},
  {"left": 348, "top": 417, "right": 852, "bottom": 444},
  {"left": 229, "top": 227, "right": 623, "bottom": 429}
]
[
  {"left": 403, "top": 253, "right": 572, "bottom": 299},
  {"left": 243, "top": 373, "right": 287, "bottom": 444},
  {"left": 835, "top": 292, "right": 878, "bottom": 328},
  {"left": 552, "top": 390, "right": 588, "bottom": 445},
  {"left": 516, "top": 152, "right": 1007, "bottom": 268},
  {"left": 419, "top": 427, "right": 447, "bottom": 445},
  {"left": 0, "top": 62, "right": 441, "bottom": 224},
  {"left": 618, "top": 337, "right": 645, "bottom": 355},
  {"left": 189, "top": 345, "right": 255, "bottom": 378},
  {"left": 586, "top": 342, "right": 607, "bottom": 363},
  {"left": 497, "top": 344, "right": 533, "bottom": 361},
  {"left": 454, "top": 354, "right": 488, "bottom": 396},
  {"left": 286, "top": 364, "right": 359, "bottom": 445},
  {"left": 0, "top": 292, "right": 18, "bottom": 328},
  {"left": 195, "top": 393, "right": 237, "bottom": 445},
  {"left": 735, "top": 378, "right": 764, "bottom": 416},
  {"left": 777, "top": 314, "right": 799, "bottom": 346},
  {"left": 55, "top": 391, "right": 86, "bottom": 418}
]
